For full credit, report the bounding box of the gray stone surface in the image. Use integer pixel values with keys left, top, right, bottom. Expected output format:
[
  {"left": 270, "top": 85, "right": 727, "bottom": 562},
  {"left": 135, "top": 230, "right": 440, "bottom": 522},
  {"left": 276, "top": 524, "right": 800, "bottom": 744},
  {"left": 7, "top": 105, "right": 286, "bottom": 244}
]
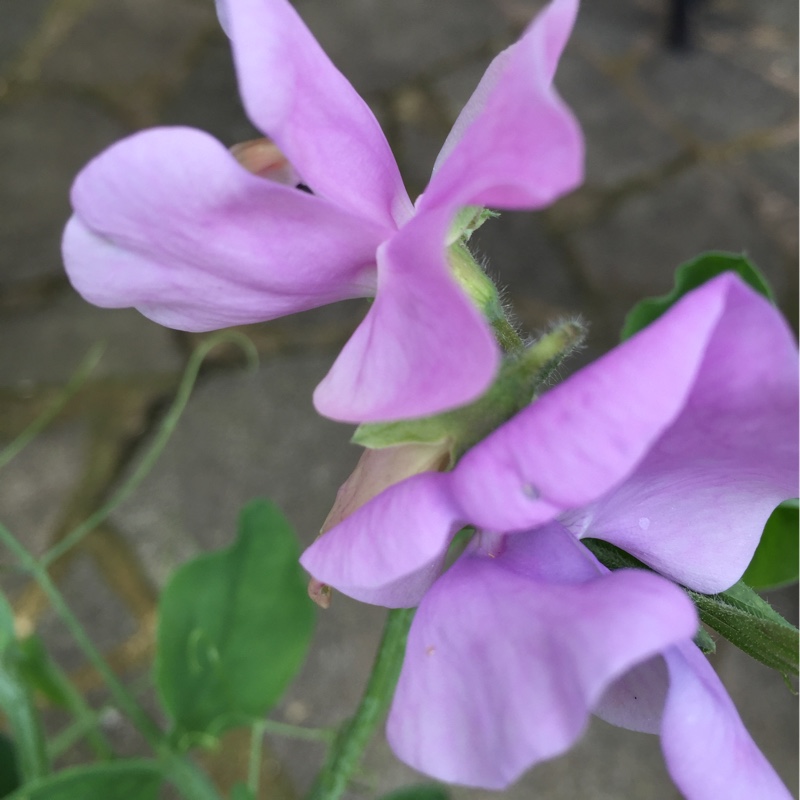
[
  {"left": 637, "top": 48, "right": 793, "bottom": 143},
  {"left": 0, "top": 421, "right": 87, "bottom": 594},
  {"left": 473, "top": 211, "right": 585, "bottom": 330},
  {"left": 35, "top": 552, "right": 137, "bottom": 673},
  {"left": 111, "top": 354, "right": 356, "bottom": 587},
  {"left": 0, "top": 0, "right": 51, "bottom": 74},
  {"left": 0, "top": 290, "right": 182, "bottom": 388},
  {"left": 572, "top": 163, "right": 788, "bottom": 343},
  {"left": 0, "top": 96, "right": 125, "bottom": 285},
  {"left": 294, "top": 0, "right": 511, "bottom": 95},
  {"left": 161, "top": 32, "right": 260, "bottom": 147},
  {"left": 556, "top": 53, "right": 683, "bottom": 187},
  {"left": 40, "top": 0, "right": 214, "bottom": 89},
  {"left": 569, "top": 0, "right": 660, "bottom": 56}
]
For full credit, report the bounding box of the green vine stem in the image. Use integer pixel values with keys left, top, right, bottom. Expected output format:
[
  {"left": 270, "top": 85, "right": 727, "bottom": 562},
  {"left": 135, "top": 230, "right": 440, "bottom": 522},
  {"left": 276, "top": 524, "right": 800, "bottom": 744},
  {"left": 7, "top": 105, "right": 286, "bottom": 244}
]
[
  {"left": 40, "top": 333, "right": 258, "bottom": 568},
  {"left": 0, "top": 344, "right": 105, "bottom": 471},
  {"left": 0, "top": 521, "right": 222, "bottom": 800},
  {"left": 307, "top": 608, "right": 414, "bottom": 800}
]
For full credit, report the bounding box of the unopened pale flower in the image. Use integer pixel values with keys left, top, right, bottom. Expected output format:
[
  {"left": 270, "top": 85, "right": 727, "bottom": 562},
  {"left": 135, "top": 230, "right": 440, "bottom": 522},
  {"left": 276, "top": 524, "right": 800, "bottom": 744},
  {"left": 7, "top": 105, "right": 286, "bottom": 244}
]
[
  {"left": 63, "top": 0, "right": 583, "bottom": 423},
  {"left": 302, "top": 274, "right": 798, "bottom": 796}
]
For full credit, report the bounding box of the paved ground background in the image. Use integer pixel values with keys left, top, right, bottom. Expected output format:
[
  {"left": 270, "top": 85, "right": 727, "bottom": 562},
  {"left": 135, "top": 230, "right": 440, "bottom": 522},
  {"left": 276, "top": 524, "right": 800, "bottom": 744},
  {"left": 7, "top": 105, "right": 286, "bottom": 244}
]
[{"left": 0, "top": 0, "right": 797, "bottom": 797}]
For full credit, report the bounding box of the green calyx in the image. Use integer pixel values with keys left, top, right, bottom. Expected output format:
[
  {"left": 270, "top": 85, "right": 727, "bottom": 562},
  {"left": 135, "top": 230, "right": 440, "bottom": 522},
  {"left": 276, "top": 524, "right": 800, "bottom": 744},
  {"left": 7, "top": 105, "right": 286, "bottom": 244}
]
[
  {"left": 447, "top": 206, "right": 498, "bottom": 245},
  {"left": 447, "top": 241, "right": 521, "bottom": 352},
  {"left": 354, "top": 319, "right": 586, "bottom": 461}
]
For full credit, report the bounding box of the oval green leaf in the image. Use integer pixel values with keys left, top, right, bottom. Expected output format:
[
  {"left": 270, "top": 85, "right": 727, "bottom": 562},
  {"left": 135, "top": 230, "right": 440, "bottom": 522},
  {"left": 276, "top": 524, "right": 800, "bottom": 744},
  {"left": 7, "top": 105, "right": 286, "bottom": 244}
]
[
  {"left": 3, "top": 761, "right": 161, "bottom": 800},
  {"left": 621, "top": 252, "right": 774, "bottom": 340},
  {"left": 743, "top": 500, "right": 799, "bottom": 591},
  {"left": 156, "top": 500, "right": 315, "bottom": 742}
]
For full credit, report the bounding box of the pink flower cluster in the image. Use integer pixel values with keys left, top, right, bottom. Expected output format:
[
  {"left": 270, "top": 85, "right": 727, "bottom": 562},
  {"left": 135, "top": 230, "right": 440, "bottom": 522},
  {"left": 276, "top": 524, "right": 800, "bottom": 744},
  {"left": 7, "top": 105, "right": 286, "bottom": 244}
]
[{"left": 63, "top": 0, "right": 798, "bottom": 797}]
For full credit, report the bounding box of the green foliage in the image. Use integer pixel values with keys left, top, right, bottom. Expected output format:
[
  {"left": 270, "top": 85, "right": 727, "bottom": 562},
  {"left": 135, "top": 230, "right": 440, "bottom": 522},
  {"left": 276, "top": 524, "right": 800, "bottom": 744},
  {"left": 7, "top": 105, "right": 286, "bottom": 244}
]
[
  {"left": 687, "top": 581, "right": 798, "bottom": 681},
  {"left": 15, "top": 637, "right": 72, "bottom": 709},
  {"left": 156, "top": 500, "right": 315, "bottom": 745},
  {"left": 621, "top": 252, "right": 774, "bottom": 340},
  {"left": 743, "top": 500, "right": 799, "bottom": 590},
  {"left": 230, "top": 783, "right": 255, "bottom": 800},
  {"left": 3, "top": 761, "right": 162, "bottom": 800},
  {"left": 0, "top": 733, "right": 21, "bottom": 798},
  {"left": 583, "top": 539, "right": 799, "bottom": 679},
  {"left": 0, "top": 595, "right": 49, "bottom": 782},
  {"left": 379, "top": 785, "right": 450, "bottom": 800}
]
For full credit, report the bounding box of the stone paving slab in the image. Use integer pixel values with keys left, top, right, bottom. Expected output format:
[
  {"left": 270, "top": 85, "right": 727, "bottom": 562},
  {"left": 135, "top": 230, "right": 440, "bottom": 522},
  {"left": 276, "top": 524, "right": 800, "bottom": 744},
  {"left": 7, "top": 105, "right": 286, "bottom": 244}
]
[
  {"left": 571, "top": 162, "right": 790, "bottom": 343},
  {"left": 636, "top": 48, "right": 794, "bottom": 144},
  {"left": 293, "top": 0, "right": 512, "bottom": 96},
  {"left": 0, "top": 292, "right": 182, "bottom": 388},
  {"left": 39, "top": 0, "right": 215, "bottom": 89},
  {"left": 0, "top": 0, "right": 51, "bottom": 74},
  {"left": 0, "top": 95, "right": 125, "bottom": 284}
]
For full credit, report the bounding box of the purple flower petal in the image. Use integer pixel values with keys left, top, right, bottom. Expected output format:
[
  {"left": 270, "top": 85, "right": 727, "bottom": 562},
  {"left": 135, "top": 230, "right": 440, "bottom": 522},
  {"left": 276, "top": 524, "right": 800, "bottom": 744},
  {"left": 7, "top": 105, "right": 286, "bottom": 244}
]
[
  {"left": 450, "top": 274, "right": 738, "bottom": 533},
  {"left": 387, "top": 523, "right": 698, "bottom": 788},
  {"left": 660, "top": 642, "right": 792, "bottom": 799},
  {"left": 571, "top": 276, "right": 799, "bottom": 593},
  {"left": 592, "top": 654, "right": 668, "bottom": 735},
  {"left": 421, "top": 0, "right": 582, "bottom": 213},
  {"left": 313, "top": 209, "right": 500, "bottom": 422},
  {"left": 224, "top": 0, "right": 412, "bottom": 228},
  {"left": 64, "top": 127, "right": 386, "bottom": 331},
  {"left": 300, "top": 472, "right": 459, "bottom": 607}
]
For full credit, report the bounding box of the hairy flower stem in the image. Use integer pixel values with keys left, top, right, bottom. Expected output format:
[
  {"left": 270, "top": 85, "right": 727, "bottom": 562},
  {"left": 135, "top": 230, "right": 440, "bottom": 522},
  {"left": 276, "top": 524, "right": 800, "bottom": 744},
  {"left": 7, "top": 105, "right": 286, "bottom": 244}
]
[
  {"left": 306, "top": 608, "right": 415, "bottom": 800},
  {"left": 448, "top": 242, "right": 524, "bottom": 353}
]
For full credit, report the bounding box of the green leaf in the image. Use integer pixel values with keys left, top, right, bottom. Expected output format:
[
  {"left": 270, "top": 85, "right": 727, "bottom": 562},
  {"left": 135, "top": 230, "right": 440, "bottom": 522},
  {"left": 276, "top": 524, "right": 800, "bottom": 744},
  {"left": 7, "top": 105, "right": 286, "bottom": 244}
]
[
  {"left": 379, "top": 786, "right": 449, "bottom": 800},
  {"left": 3, "top": 760, "right": 162, "bottom": 800},
  {"left": 156, "top": 500, "right": 315, "bottom": 744},
  {"left": 0, "top": 595, "right": 49, "bottom": 782},
  {"left": 687, "top": 581, "right": 798, "bottom": 681},
  {"left": 230, "top": 783, "right": 255, "bottom": 800},
  {"left": 0, "top": 733, "right": 21, "bottom": 798},
  {"left": 583, "top": 539, "right": 798, "bottom": 678},
  {"left": 743, "top": 500, "right": 799, "bottom": 590},
  {"left": 621, "top": 252, "right": 774, "bottom": 340},
  {"left": 15, "top": 637, "right": 72, "bottom": 708}
]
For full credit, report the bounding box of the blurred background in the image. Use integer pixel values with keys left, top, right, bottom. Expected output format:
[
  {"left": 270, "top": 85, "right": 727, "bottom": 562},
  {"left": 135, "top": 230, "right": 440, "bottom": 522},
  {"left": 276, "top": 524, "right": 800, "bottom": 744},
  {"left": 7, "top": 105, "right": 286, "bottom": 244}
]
[{"left": 0, "top": 0, "right": 797, "bottom": 797}]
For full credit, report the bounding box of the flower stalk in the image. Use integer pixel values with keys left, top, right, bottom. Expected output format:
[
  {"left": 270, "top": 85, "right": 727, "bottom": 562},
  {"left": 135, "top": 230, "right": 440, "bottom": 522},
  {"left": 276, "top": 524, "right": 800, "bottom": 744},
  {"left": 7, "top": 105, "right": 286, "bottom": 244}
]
[{"left": 306, "top": 608, "right": 414, "bottom": 800}]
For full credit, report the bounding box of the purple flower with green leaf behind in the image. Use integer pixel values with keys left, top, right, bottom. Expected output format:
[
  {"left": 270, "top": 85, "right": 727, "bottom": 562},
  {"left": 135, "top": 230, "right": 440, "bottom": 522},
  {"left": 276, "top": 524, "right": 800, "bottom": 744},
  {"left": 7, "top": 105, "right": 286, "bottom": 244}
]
[
  {"left": 62, "top": 0, "right": 583, "bottom": 423},
  {"left": 301, "top": 274, "right": 798, "bottom": 795}
]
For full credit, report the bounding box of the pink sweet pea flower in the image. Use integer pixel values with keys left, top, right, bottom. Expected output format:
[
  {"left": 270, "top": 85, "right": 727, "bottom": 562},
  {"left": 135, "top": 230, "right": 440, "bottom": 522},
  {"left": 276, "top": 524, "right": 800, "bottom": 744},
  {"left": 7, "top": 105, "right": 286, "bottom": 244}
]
[
  {"left": 62, "top": 0, "right": 583, "bottom": 423},
  {"left": 301, "top": 274, "right": 798, "bottom": 795}
]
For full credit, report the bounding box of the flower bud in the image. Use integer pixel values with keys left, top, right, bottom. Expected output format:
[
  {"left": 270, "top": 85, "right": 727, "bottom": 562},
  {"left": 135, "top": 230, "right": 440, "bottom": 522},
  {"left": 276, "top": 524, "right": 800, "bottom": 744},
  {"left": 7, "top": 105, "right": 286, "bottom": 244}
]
[
  {"left": 308, "top": 441, "right": 452, "bottom": 607},
  {"left": 230, "top": 137, "right": 300, "bottom": 185}
]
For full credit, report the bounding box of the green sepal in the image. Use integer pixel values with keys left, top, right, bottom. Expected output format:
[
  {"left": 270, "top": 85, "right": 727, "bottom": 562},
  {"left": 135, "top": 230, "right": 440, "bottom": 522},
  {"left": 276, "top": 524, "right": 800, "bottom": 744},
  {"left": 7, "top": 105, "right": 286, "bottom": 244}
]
[
  {"left": 379, "top": 785, "right": 450, "bottom": 800},
  {"left": 686, "top": 582, "right": 798, "bottom": 681},
  {"left": 2, "top": 761, "right": 162, "bottom": 800},
  {"left": 156, "top": 500, "right": 315, "bottom": 747},
  {"left": 621, "top": 252, "right": 774, "bottom": 340},
  {"left": 354, "top": 320, "right": 585, "bottom": 457},
  {"left": 448, "top": 206, "right": 498, "bottom": 243},
  {"left": 743, "top": 499, "right": 799, "bottom": 591},
  {"left": 583, "top": 539, "right": 798, "bottom": 679},
  {"left": 693, "top": 626, "right": 717, "bottom": 656}
]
